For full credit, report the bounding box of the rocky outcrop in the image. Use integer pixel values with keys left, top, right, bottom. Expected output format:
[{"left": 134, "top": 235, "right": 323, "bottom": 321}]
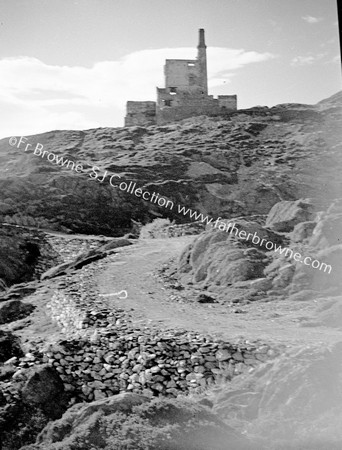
[
  {"left": 177, "top": 218, "right": 284, "bottom": 300},
  {"left": 0, "top": 225, "right": 61, "bottom": 291},
  {"left": 22, "top": 393, "right": 251, "bottom": 450},
  {"left": 0, "top": 281, "right": 40, "bottom": 302},
  {"left": 265, "top": 199, "right": 315, "bottom": 232},
  {"left": 288, "top": 199, "right": 342, "bottom": 295},
  {"left": 212, "top": 341, "right": 342, "bottom": 447},
  {"left": 177, "top": 197, "right": 340, "bottom": 303},
  {"left": 29, "top": 392, "right": 150, "bottom": 448}
]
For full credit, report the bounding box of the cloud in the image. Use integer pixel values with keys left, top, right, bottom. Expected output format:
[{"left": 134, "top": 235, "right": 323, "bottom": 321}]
[
  {"left": 302, "top": 15, "right": 323, "bottom": 24},
  {"left": 291, "top": 53, "right": 327, "bottom": 66},
  {"left": 330, "top": 55, "right": 341, "bottom": 64},
  {"left": 291, "top": 55, "right": 316, "bottom": 66},
  {"left": 0, "top": 47, "right": 275, "bottom": 138}
]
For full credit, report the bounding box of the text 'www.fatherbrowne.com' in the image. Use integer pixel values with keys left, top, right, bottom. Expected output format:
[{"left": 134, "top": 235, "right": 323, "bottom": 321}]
[{"left": 177, "top": 204, "right": 332, "bottom": 274}]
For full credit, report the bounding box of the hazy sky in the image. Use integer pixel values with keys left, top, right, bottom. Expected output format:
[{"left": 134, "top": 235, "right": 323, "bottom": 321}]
[{"left": 0, "top": 0, "right": 341, "bottom": 138}]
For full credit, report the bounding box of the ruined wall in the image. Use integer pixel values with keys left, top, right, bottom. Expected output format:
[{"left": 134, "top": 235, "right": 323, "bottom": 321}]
[
  {"left": 218, "top": 95, "right": 237, "bottom": 110},
  {"left": 157, "top": 89, "right": 208, "bottom": 108},
  {"left": 124, "top": 101, "right": 156, "bottom": 127},
  {"left": 157, "top": 57, "right": 207, "bottom": 110},
  {"left": 125, "top": 96, "right": 237, "bottom": 127},
  {"left": 157, "top": 104, "right": 214, "bottom": 125},
  {"left": 156, "top": 96, "right": 237, "bottom": 125},
  {"left": 164, "top": 59, "right": 199, "bottom": 89},
  {"left": 2, "top": 314, "right": 282, "bottom": 402},
  {"left": 124, "top": 29, "right": 237, "bottom": 127}
]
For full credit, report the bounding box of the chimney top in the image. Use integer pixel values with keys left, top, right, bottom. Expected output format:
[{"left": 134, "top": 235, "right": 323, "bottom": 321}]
[{"left": 198, "top": 28, "right": 206, "bottom": 48}]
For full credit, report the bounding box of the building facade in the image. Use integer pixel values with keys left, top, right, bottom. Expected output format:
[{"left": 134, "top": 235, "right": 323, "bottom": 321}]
[{"left": 124, "top": 29, "right": 237, "bottom": 127}]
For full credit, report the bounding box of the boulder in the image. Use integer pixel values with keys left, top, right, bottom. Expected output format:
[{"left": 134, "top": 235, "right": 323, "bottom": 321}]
[
  {"left": 22, "top": 365, "right": 68, "bottom": 419},
  {"left": 266, "top": 199, "right": 315, "bottom": 232},
  {"left": 178, "top": 221, "right": 279, "bottom": 291},
  {"left": 0, "top": 299, "right": 35, "bottom": 324},
  {"left": 0, "top": 330, "right": 23, "bottom": 363},
  {"left": 196, "top": 293, "right": 217, "bottom": 303}
]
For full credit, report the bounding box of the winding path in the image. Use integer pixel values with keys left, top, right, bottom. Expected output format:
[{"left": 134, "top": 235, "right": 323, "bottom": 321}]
[{"left": 95, "top": 236, "right": 342, "bottom": 345}]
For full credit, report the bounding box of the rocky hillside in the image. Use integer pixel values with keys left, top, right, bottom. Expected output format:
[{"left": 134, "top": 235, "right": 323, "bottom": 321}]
[
  {"left": 0, "top": 92, "right": 341, "bottom": 235},
  {"left": 0, "top": 225, "right": 61, "bottom": 291},
  {"left": 176, "top": 197, "right": 342, "bottom": 304}
]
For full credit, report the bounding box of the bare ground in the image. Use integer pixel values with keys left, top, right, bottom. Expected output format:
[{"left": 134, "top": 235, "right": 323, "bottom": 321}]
[{"left": 94, "top": 236, "right": 342, "bottom": 346}]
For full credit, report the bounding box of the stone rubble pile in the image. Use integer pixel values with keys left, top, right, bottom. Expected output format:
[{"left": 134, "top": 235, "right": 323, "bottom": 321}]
[
  {"left": 156, "top": 223, "right": 205, "bottom": 238},
  {"left": 1, "top": 331, "right": 279, "bottom": 405},
  {"left": 45, "top": 235, "right": 109, "bottom": 263},
  {"left": 45, "top": 333, "right": 277, "bottom": 402}
]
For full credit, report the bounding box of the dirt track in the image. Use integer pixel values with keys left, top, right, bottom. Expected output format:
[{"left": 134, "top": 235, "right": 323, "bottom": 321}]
[{"left": 94, "top": 236, "right": 342, "bottom": 346}]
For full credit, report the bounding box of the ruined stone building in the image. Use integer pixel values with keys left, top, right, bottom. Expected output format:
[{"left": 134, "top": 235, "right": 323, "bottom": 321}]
[{"left": 124, "top": 29, "right": 237, "bottom": 126}]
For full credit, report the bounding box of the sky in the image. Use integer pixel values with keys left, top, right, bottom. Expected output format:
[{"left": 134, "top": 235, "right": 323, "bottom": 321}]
[{"left": 0, "top": 0, "right": 341, "bottom": 138}]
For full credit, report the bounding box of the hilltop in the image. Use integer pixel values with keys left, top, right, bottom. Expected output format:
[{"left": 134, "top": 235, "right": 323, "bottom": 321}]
[{"left": 0, "top": 92, "right": 341, "bottom": 235}]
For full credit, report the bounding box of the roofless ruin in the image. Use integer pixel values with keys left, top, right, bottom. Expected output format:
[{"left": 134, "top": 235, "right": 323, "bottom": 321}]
[{"left": 124, "top": 29, "right": 237, "bottom": 126}]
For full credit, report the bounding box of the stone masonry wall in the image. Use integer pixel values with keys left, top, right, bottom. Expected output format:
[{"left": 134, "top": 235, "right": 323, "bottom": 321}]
[
  {"left": 4, "top": 327, "right": 280, "bottom": 405},
  {"left": 125, "top": 101, "right": 157, "bottom": 127},
  {"left": 46, "top": 291, "right": 87, "bottom": 334},
  {"left": 2, "top": 287, "right": 282, "bottom": 405},
  {"left": 156, "top": 100, "right": 236, "bottom": 125},
  {"left": 218, "top": 95, "right": 237, "bottom": 110}
]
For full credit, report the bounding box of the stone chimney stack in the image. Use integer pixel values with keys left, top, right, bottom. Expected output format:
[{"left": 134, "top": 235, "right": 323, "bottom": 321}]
[
  {"left": 197, "top": 28, "right": 208, "bottom": 95},
  {"left": 197, "top": 28, "right": 206, "bottom": 48}
]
